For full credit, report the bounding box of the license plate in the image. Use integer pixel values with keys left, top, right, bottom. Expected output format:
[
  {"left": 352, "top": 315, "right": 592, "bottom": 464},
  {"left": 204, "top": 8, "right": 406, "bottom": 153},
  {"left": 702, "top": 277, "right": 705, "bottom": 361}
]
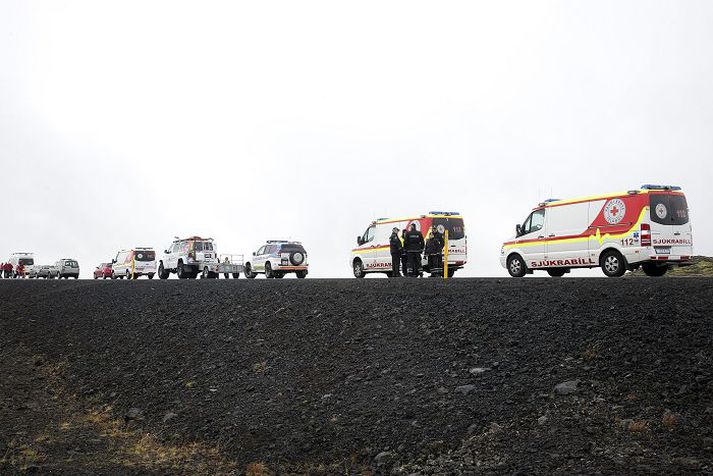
[{"left": 655, "top": 247, "right": 671, "bottom": 255}]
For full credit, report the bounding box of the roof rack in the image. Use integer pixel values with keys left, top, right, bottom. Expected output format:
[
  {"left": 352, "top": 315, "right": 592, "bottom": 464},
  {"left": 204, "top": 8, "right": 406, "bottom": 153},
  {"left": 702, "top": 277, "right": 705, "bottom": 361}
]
[
  {"left": 428, "top": 211, "right": 460, "bottom": 216},
  {"left": 641, "top": 184, "right": 681, "bottom": 191}
]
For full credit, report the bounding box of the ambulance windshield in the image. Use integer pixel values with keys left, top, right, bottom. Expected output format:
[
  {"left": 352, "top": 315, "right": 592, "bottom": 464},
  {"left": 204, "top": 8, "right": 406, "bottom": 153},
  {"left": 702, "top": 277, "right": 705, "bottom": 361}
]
[{"left": 432, "top": 217, "right": 465, "bottom": 240}]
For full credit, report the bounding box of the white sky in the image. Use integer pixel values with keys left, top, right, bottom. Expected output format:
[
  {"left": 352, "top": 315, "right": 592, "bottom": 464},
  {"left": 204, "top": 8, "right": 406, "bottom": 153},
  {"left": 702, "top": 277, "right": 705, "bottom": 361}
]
[{"left": 1, "top": 1, "right": 712, "bottom": 277}]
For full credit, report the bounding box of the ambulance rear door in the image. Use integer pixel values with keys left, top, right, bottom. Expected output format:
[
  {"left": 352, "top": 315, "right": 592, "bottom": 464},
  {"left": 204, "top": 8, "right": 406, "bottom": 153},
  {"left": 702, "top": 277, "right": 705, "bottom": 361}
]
[{"left": 649, "top": 192, "right": 693, "bottom": 257}]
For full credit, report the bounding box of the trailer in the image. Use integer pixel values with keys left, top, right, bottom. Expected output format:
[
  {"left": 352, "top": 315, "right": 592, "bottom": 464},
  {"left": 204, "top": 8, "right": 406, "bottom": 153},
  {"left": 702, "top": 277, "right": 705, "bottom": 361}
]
[{"left": 200, "top": 254, "right": 244, "bottom": 279}]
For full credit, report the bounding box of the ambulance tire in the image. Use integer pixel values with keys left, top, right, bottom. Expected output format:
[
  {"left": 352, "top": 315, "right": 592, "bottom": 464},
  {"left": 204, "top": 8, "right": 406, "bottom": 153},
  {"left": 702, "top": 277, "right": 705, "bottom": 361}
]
[
  {"left": 600, "top": 249, "right": 627, "bottom": 278},
  {"left": 148, "top": 274, "right": 154, "bottom": 280},
  {"left": 245, "top": 264, "right": 256, "bottom": 279},
  {"left": 642, "top": 262, "right": 668, "bottom": 277},
  {"left": 232, "top": 273, "right": 240, "bottom": 279},
  {"left": 353, "top": 259, "right": 366, "bottom": 279},
  {"left": 547, "top": 268, "right": 567, "bottom": 277},
  {"left": 158, "top": 263, "right": 169, "bottom": 280},
  {"left": 507, "top": 254, "right": 527, "bottom": 278},
  {"left": 265, "top": 262, "right": 274, "bottom": 279}
]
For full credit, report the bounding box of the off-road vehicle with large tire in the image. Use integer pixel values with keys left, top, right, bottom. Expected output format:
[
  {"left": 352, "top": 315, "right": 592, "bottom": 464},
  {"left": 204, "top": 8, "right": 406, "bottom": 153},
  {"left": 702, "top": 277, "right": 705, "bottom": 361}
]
[{"left": 244, "top": 240, "right": 309, "bottom": 279}]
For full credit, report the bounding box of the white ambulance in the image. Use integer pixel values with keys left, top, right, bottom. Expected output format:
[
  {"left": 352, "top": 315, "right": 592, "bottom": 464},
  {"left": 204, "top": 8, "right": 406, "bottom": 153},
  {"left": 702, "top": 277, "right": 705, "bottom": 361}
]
[
  {"left": 500, "top": 185, "right": 693, "bottom": 278},
  {"left": 351, "top": 212, "right": 467, "bottom": 278},
  {"left": 111, "top": 248, "right": 157, "bottom": 279}
]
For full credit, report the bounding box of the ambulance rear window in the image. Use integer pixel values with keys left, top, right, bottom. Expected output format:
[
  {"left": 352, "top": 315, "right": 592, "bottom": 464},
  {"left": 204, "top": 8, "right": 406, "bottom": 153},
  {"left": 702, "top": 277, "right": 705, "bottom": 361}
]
[
  {"left": 650, "top": 194, "right": 689, "bottom": 226},
  {"left": 134, "top": 251, "right": 155, "bottom": 261},
  {"left": 432, "top": 217, "right": 465, "bottom": 240}
]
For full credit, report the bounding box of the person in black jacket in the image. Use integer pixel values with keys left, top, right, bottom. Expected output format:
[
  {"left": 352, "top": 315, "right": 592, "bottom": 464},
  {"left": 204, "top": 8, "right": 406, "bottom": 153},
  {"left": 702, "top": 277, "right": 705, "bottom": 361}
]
[
  {"left": 403, "top": 223, "right": 425, "bottom": 277},
  {"left": 389, "top": 227, "right": 403, "bottom": 277},
  {"left": 424, "top": 224, "right": 445, "bottom": 277}
]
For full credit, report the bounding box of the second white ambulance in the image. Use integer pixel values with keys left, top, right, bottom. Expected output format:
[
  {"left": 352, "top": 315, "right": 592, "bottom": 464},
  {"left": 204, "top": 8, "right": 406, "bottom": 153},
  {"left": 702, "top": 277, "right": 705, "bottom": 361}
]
[
  {"left": 500, "top": 185, "right": 693, "bottom": 278},
  {"left": 351, "top": 212, "right": 467, "bottom": 278}
]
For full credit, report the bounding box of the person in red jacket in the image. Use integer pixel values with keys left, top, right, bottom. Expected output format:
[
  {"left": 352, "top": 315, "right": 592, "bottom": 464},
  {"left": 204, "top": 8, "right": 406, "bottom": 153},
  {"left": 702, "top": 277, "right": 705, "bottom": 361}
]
[{"left": 4, "top": 262, "right": 12, "bottom": 278}]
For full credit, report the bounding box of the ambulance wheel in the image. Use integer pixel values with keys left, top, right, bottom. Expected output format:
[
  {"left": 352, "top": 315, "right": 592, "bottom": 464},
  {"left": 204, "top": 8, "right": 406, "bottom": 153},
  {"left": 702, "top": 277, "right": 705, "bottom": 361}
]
[
  {"left": 600, "top": 249, "right": 626, "bottom": 277},
  {"left": 547, "top": 268, "right": 567, "bottom": 277},
  {"left": 232, "top": 273, "right": 240, "bottom": 279},
  {"left": 245, "top": 264, "right": 256, "bottom": 279},
  {"left": 158, "top": 263, "right": 169, "bottom": 279},
  {"left": 642, "top": 262, "right": 667, "bottom": 277},
  {"left": 353, "top": 259, "right": 366, "bottom": 278},
  {"left": 148, "top": 274, "right": 154, "bottom": 280},
  {"left": 507, "top": 254, "right": 527, "bottom": 278},
  {"left": 265, "top": 262, "right": 274, "bottom": 279}
]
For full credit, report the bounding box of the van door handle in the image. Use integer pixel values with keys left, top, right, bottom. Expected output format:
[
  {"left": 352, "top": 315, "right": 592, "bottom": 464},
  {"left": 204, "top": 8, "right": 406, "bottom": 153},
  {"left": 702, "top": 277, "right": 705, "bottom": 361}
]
[
  {"left": 548, "top": 234, "right": 556, "bottom": 238},
  {"left": 674, "top": 232, "right": 681, "bottom": 236},
  {"left": 538, "top": 235, "right": 545, "bottom": 239}
]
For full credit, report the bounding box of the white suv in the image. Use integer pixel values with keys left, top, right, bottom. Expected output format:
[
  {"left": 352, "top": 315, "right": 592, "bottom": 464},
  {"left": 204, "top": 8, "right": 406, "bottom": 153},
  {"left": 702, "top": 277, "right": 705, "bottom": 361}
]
[
  {"left": 158, "top": 236, "right": 219, "bottom": 279},
  {"left": 244, "top": 241, "right": 309, "bottom": 279}
]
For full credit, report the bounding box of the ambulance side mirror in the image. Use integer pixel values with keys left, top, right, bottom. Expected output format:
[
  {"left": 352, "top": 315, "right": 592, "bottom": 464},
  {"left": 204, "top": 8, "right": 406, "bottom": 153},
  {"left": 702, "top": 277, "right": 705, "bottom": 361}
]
[
  {"left": 252, "top": 252, "right": 256, "bottom": 256},
  {"left": 516, "top": 224, "right": 522, "bottom": 237}
]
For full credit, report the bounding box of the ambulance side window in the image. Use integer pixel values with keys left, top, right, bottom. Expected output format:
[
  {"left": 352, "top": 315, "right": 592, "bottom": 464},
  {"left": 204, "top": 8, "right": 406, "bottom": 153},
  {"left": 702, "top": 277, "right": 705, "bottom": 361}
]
[
  {"left": 523, "top": 209, "right": 545, "bottom": 235},
  {"left": 363, "top": 226, "right": 375, "bottom": 244}
]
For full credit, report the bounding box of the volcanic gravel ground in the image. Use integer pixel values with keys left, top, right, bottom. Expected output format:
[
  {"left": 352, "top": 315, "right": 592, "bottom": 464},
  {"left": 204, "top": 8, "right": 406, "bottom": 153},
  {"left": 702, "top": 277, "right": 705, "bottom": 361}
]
[{"left": 0, "top": 278, "right": 712, "bottom": 475}]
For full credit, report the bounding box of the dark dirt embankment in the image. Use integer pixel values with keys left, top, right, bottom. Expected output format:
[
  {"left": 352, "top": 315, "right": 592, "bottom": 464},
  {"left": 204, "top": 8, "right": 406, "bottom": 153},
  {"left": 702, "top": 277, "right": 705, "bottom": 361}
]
[{"left": 1, "top": 279, "right": 712, "bottom": 475}]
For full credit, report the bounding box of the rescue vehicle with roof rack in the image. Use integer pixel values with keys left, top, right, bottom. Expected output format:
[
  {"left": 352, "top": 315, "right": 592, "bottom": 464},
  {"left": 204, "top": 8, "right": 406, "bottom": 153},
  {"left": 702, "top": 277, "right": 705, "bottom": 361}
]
[
  {"left": 500, "top": 185, "right": 693, "bottom": 278},
  {"left": 351, "top": 212, "right": 467, "bottom": 278},
  {"left": 158, "top": 236, "right": 243, "bottom": 279}
]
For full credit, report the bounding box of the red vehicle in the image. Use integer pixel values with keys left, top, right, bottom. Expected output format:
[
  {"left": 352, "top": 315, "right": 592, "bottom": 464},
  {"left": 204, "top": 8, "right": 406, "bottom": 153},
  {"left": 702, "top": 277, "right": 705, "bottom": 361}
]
[{"left": 93, "top": 263, "right": 113, "bottom": 279}]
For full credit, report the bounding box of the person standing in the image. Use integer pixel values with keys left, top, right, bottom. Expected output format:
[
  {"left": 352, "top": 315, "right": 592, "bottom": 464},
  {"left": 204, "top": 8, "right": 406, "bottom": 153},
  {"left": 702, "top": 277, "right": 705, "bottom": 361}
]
[
  {"left": 389, "top": 227, "right": 403, "bottom": 277},
  {"left": 403, "top": 223, "right": 425, "bottom": 277},
  {"left": 222, "top": 256, "right": 230, "bottom": 279},
  {"left": 400, "top": 228, "right": 408, "bottom": 277},
  {"left": 425, "top": 224, "right": 445, "bottom": 277}
]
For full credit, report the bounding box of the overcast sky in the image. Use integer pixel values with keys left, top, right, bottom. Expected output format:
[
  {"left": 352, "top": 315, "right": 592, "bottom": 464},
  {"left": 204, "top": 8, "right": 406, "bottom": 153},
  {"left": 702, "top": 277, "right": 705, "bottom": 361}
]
[{"left": 1, "top": 1, "right": 711, "bottom": 278}]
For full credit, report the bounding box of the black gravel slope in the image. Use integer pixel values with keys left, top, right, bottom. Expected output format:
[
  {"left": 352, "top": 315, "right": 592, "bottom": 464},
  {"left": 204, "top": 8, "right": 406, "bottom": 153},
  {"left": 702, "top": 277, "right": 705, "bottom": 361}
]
[{"left": 1, "top": 279, "right": 712, "bottom": 475}]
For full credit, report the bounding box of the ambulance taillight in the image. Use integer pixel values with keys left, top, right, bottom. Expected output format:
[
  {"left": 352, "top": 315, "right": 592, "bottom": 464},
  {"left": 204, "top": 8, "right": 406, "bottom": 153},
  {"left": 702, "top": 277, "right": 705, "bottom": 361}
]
[{"left": 640, "top": 223, "right": 651, "bottom": 247}]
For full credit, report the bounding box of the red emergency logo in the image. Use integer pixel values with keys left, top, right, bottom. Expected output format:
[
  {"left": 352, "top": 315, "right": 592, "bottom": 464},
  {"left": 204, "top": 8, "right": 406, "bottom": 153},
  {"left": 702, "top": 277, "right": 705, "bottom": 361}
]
[{"left": 603, "top": 199, "right": 626, "bottom": 225}]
